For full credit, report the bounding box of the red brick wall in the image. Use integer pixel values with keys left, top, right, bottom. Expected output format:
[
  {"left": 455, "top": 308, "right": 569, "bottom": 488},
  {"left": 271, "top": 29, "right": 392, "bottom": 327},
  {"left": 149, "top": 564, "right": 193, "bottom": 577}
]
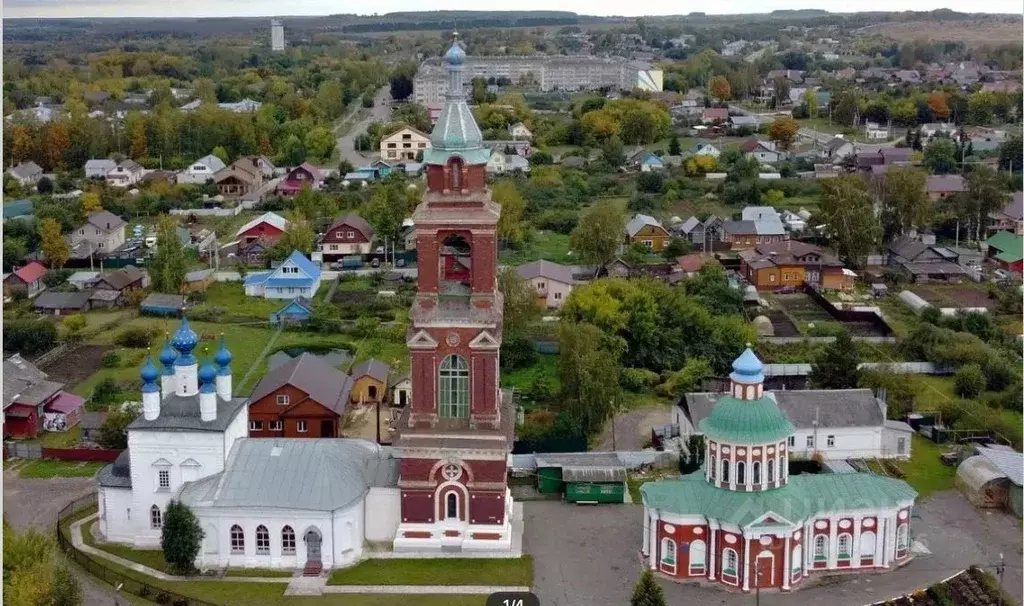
[
  {"left": 401, "top": 490, "right": 435, "bottom": 523},
  {"left": 811, "top": 520, "right": 830, "bottom": 569},
  {"left": 41, "top": 447, "right": 120, "bottom": 462},
  {"left": 408, "top": 329, "right": 500, "bottom": 421},
  {"left": 747, "top": 534, "right": 787, "bottom": 588},
  {"left": 655, "top": 522, "right": 710, "bottom": 578},
  {"left": 468, "top": 490, "right": 505, "bottom": 525},
  {"left": 715, "top": 531, "right": 744, "bottom": 586}
]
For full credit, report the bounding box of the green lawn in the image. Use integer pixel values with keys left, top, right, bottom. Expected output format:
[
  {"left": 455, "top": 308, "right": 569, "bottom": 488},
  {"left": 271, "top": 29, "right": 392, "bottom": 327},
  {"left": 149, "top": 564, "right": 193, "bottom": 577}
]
[
  {"left": 223, "top": 568, "right": 294, "bottom": 578},
  {"left": 19, "top": 459, "right": 104, "bottom": 479},
  {"left": 73, "top": 319, "right": 280, "bottom": 397},
  {"left": 83, "top": 521, "right": 170, "bottom": 572},
  {"left": 894, "top": 434, "right": 957, "bottom": 498},
  {"left": 196, "top": 282, "right": 284, "bottom": 318},
  {"left": 500, "top": 230, "right": 574, "bottom": 265},
  {"left": 327, "top": 557, "right": 533, "bottom": 586},
  {"left": 501, "top": 354, "right": 559, "bottom": 394},
  {"left": 22, "top": 425, "right": 83, "bottom": 448}
]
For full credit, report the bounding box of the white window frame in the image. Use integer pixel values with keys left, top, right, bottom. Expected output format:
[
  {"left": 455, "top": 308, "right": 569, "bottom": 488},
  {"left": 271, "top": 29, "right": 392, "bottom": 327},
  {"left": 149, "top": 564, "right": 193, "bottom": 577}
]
[
  {"left": 256, "top": 525, "right": 270, "bottom": 555},
  {"left": 158, "top": 469, "right": 171, "bottom": 491},
  {"left": 837, "top": 533, "right": 852, "bottom": 560},
  {"left": 722, "top": 548, "right": 739, "bottom": 580},
  {"left": 230, "top": 525, "right": 245, "bottom": 554},
  {"left": 827, "top": 435, "right": 836, "bottom": 448},
  {"left": 150, "top": 505, "right": 162, "bottom": 529},
  {"left": 297, "top": 420, "right": 308, "bottom": 433},
  {"left": 813, "top": 534, "right": 828, "bottom": 562},
  {"left": 282, "top": 526, "right": 296, "bottom": 555},
  {"left": 788, "top": 436, "right": 795, "bottom": 447},
  {"left": 660, "top": 537, "right": 677, "bottom": 574},
  {"left": 806, "top": 436, "right": 814, "bottom": 448},
  {"left": 688, "top": 539, "right": 707, "bottom": 576},
  {"left": 277, "top": 395, "right": 289, "bottom": 406},
  {"left": 270, "top": 421, "right": 283, "bottom": 431},
  {"left": 250, "top": 421, "right": 262, "bottom": 431}
]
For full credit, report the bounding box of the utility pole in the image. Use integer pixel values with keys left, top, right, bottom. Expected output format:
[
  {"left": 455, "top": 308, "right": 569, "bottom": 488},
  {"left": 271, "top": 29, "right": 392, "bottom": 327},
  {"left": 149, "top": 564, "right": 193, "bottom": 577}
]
[
  {"left": 755, "top": 567, "right": 762, "bottom": 606},
  {"left": 996, "top": 553, "right": 1006, "bottom": 606},
  {"left": 610, "top": 399, "right": 617, "bottom": 452}
]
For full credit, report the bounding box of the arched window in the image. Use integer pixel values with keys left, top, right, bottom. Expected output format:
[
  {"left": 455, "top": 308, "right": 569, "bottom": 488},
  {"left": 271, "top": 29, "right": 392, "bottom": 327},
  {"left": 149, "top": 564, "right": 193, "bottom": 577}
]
[
  {"left": 767, "top": 459, "right": 775, "bottom": 483},
  {"left": 721, "top": 459, "right": 730, "bottom": 483},
  {"left": 737, "top": 461, "right": 746, "bottom": 485},
  {"left": 813, "top": 535, "right": 828, "bottom": 562},
  {"left": 791, "top": 544, "right": 802, "bottom": 579},
  {"left": 709, "top": 455, "right": 716, "bottom": 480},
  {"left": 896, "top": 524, "right": 908, "bottom": 551},
  {"left": 752, "top": 461, "right": 761, "bottom": 484},
  {"left": 439, "top": 355, "right": 469, "bottom": 418},
  {"left": 449, "top": 158, "right": 463, "bottom": 190},
  {"left": 689, "top": 540, "right": 707, "bottom": 576},
  {"left": 446, "top": 492, "right": 459, "bottom": 520},
  {"left": 860, "top": 531, "right": 876, "bottom": 558},
  {"left": 722, "top": 548, "right": 738, "bottom": 579},
  {"left": 230, "top": 524, "right": 245, "bottom": 554},
  {"left": 837, "top": 534, "right": 852, "bottom": 560},
  {"left": 660, "top": 537, "right": 676, "bottom": 573},
  {"left": 281, "top": 526, "right": 296, "bottom": 555},
  {"left": 256, "top": 525, "right": 270, "bottom": 555},
  {"left": 149, "top": 505, "right": 162, "bottom": 529}
]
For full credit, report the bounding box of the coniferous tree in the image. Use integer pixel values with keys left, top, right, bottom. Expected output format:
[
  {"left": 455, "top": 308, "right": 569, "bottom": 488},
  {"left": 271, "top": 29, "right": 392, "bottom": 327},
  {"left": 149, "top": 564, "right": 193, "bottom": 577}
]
[
  {"left": 809, "top": 330, "right": 861, "bottom": 389},
  {"left": 161, "top": 501, "right": 205, "bottom": 574},
  {"left": 631, "top": 568, "right": 667, "bottom": 606}
]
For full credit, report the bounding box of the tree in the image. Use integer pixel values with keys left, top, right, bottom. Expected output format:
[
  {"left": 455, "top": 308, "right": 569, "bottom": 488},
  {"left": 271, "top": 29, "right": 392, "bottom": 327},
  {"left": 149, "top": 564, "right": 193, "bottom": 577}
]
[
  {"left": 36, "top": 176, "right": 53, "bottom": 194},
  {"left": 44, "top": 122, "right": 70, "bottom": 170},
  {"left": 293, "top": 187, "right": 335, "bottom": 221},
  {"left": 667, "top": 134, "right": 681, "bottom": 156},
  {"left": 768, "top": 116, "right": 800, "bottom": 151},
  {"left": 923, "top": 138, "right": 958, "bottom": 174},
  {"left": 364, "top": 182, "right": 411, "bottom": 247},
  {"left": 571, "top": 200, "right": 626, "bottom": 271},
  {"left": 211, "top": 146, "right": 230, "bottom": 165},
  {"left": 832, "top": 91, "right": 859, "bottom": 127},
  {"left": 313, "top": 80, "right": 346, "bottom": 120},
  {"left": 954, "top": 364, "right": 985, "bottom": 398},
  {"left": 127, "top": 113, "right": 147, "bottom": 159},
  {"left": 773, "top": 76, "right": 791, "bottom": 108},
  {"left": 79, "top": 191, "right": 103, "bottom": 217},
  {"left": 809, "top": 330, "right": 861, "bottom": 389},
  {"left": 663, "top": 357, "right": 713, "bottom": 397},
  {"left": 818, "top": 175, "right": 881, "bottom": 267},
  {"left": 390, "top": 74, "right": 413, "bottom": 101},
  {"left": 3, "top": 522, "right": 82, "bottom": 606},
  {"left": 62, "top": 315, "right": 87, "bottom": 340},
  {"left": 879, "top": 167, "right": 931, "bottom": 241},
  {"left": 161, "top": 501, "right": 205, "bottom": 574},
  {"left": 492, "top": 180, "right": 526, "bottom": 246},
  {"left": 631, "top": 568, "right": 667, "bottom": 606},
  {"left": 96, "top": 405, "right": 139, "bottom": 450},
  {"left": 150, "top": 215, "right": 187, "bottom": 293},
  {"left": 280, "top": 134, "right": 306, "bottom": 166},
  {"left": 997, "top": 137, "right": 1023, "bottom": 173},
  {"left": 636, "top": 171, "right": 665, "bottom": 193},
  {"left": 709, "top": 75, "right": 731, "bottom": 102},
  {"left": 498, "top": 267, "right": 539, "bottom": 336},
  {"left": 557, "top": 321, "right": 621, "bottom": 435},
  {"left": 927, "top": 91, "right": 951, "bottom": 121},
  {"left": 601, "top": 135, "right": 625, "bottom": 168},
  {"left": 270, "top": 213, "right": 316, "bottom": 259},
  {"left": 803, "top": 88, "right": 818, "bottom": 118},
  {"left": 304, "top": 126, "right": 335, "bottom": 162},
  {"left": 38, "top": 217, "right": 71, "bottom": 269},
  {"left": 662, "top": 237, "right": 691, "bottom": 260},
  {"left": 529, "top": 151, "right": 553, "bottom": 166}
]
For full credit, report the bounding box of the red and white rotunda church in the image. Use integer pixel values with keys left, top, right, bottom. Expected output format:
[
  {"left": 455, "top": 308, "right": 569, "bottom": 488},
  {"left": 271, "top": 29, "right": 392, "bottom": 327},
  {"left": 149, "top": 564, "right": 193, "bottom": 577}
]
[
  {"left": 391, "top": 34, "right": 516, "bottom": 553},
  {"left": 640, "top": 347, "right": 917, "bottom": 591}
]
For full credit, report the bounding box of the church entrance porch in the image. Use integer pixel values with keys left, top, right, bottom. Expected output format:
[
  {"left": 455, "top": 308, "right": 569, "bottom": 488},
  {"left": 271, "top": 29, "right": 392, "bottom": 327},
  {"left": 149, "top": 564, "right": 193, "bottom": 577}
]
[{"left": 303, "top": 528, "right": 323, "bottom": 576}]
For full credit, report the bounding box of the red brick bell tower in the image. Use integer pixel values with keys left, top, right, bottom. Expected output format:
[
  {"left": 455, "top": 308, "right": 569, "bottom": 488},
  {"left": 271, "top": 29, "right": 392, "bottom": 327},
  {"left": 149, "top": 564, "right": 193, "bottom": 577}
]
[{"left": 392, "top": 33, "right": 514, "bottom": 554}]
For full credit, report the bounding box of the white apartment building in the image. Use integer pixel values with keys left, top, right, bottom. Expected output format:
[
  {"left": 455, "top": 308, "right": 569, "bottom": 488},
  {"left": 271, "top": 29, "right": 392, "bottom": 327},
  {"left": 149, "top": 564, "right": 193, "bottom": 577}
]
[{"left": 271, "top": 19, "right": 285, "bottom": 52}]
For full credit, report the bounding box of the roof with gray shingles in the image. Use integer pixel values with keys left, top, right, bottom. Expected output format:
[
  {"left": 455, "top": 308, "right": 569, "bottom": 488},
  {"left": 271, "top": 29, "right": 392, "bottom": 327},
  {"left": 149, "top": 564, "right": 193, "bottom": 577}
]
[
  {"left": 33, "top": 290, "right": 91, "bottom": 310},
  {"left": 249, "top": 353, "right": 354, "bottom": 415},
  {"left": 626, "top": 214, "right": 666, "bottom": 238},
  {"left": 975, "top": 445, "right": 1024, "bottom": 486},
  {"left": 535, "top": 453, "right": 627, "bottom": 483},
  {"left": 350, "top": 358, "right": 390, "bottom": 384},
  {"left": 85, "top": 210, "right": 126, "bottom": 233},
  {"left": 683, "top": 389, "right": 884, "bottom": 430},
  {"left": 516, "top": 260, "right": 575, "bottom": 285},
  {"left": 127, "top": 394, "right": 248, "bottom": 432},
  {"left": 140, "top": 293, "right": 185, "bottom": 311},
  {"left": 177, "top": 438, "right": 398, "bottom": 511},
  {"left": 3, "top": 354, "right": 63, "bottom": 408},
  {"left": 97, "top": 449, "right": 133, "bottom": 488}
]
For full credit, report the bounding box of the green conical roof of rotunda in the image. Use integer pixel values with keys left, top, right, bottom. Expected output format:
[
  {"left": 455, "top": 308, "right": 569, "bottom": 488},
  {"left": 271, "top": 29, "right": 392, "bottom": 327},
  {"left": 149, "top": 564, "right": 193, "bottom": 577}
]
[
  {"left": 423, "top": 34, "right": 491, "bottom": 166},
  {"left": 697, "top": 348, "right": 795, "bottom": 444}
]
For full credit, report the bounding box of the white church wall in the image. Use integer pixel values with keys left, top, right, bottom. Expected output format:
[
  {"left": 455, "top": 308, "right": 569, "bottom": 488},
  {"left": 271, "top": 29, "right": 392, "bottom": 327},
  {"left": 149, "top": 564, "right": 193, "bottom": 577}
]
[
  {"left": 365, "top": 487, "right": 401, "bottom": 542},
  {"left": 220, "top": 407, "right": 249, "bottom": 457},
  {"left": 125, "top": 430, "right": 233, "bottom": 547},
  {"left": 98, "top": 486, "right": 134, "bottom": 543},
  {"left": 331, "top": 501, "right": 365, "bottom": 567}
]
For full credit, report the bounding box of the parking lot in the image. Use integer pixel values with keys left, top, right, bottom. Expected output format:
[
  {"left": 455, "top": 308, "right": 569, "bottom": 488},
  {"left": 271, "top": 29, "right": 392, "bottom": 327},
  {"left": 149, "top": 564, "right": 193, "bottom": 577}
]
[{"left": 524, "top": 490, "right": 1022, "bottom": 606}]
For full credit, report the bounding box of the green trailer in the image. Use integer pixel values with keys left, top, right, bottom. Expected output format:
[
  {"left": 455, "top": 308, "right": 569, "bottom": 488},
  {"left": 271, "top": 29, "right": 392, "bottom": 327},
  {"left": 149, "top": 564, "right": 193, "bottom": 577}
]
[{"left": 534, "top": 453, "right": 628, "bottom": 504}]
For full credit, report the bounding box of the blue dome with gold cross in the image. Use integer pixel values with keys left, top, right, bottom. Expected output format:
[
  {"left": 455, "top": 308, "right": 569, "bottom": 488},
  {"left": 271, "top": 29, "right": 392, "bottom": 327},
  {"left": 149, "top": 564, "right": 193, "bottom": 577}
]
[
  {"left": 171, "top": 318, "right": 198, "bottom": 354},
  {"left": 444, "top": 36, "right": 466, "bottom": 66}
]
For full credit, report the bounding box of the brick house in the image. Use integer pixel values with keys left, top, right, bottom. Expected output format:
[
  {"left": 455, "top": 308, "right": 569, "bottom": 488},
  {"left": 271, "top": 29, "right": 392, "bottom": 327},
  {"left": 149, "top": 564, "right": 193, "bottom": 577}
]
[
  {"left": 247, "top": 353, "right": 354, "bottom": 438},
  {"left": 214, "top": 161, "right": 263, "bottom": 199},
  {"left": 321, "top": 214, "right": 375, "bottom": 261}
]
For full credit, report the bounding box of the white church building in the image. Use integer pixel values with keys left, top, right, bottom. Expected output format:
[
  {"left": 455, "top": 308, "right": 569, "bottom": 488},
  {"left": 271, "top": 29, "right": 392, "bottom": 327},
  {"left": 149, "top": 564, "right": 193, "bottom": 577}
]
[{"left": 97, "top": 319, "right": 402, "bottom": 573}]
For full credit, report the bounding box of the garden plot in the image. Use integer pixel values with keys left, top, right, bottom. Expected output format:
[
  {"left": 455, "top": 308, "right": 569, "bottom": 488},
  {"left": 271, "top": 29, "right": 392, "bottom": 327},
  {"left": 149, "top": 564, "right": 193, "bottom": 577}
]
[{"left": 912, "top": 284, "right": 996, "bottom": 311}]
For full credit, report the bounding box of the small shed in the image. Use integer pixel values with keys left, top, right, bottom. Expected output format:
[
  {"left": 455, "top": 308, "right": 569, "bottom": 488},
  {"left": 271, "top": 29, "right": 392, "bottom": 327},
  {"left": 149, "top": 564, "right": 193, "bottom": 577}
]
[
  {"left": 752, "top": 315, "right": 774, "bottom": 337},
  {"left": 269, "top": 297, "right": 313, "bottom": 325},
  {"left": 80, "top": 411, "right": 108, "bottom": 443},
  {"left": 870, "top": 283, "right": 888, "bottom": 298},
  {"left": 42, "top": 392, "right": 85, "bottom": 432},
  {"left": 140, "top": 293, "right": 185, "bottom": 316},
  {"left": 182, "top": 268, "right": 215, "bottom": 293},
  {"left": 534, "top": 453, "right": 627, "bottom": 504},
  {"left": 956, "top": 446, "right": 1024, "bottom": 517}
]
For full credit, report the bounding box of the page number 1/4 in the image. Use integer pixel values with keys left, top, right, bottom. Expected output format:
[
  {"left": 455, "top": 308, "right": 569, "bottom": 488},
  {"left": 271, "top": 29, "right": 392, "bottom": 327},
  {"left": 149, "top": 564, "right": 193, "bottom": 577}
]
[{"left": 486, "top": 591, "right": 539, "bottom": 606}]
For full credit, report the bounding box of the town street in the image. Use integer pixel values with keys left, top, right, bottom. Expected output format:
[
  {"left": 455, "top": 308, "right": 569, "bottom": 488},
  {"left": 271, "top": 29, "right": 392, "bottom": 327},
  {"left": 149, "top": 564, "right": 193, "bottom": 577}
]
[{"left": 335, "top": 86, "right": 393, "bottom": 168}]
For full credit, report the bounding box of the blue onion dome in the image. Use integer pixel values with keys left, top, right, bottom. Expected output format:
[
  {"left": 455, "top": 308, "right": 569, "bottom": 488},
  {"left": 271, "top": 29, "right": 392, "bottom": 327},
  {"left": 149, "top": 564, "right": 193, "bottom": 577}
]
[
  {"left": 140, "top": 354, "right": 159, "bottom": 384},
  {"left": 729, "top": 345, "right": 765, "bottom": 385},
  {"left": 214, "top": 335, "right": 232, "bottom": 368},
  {"left": 171, "top": 317, "right": 198, "bottom": 354},
  {"left": 444, "top": 36, "right": 466, "bottom": 66},
  {"left": 198, "top": 360, "right": 217, "bottom": 387},
  {"left": 159, "top": 334, "right": 177, "bottom": 367}
]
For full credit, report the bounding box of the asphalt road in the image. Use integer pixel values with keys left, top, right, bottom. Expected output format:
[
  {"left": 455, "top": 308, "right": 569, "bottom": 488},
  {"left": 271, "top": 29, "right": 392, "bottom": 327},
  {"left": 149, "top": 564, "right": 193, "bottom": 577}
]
[{"left": 335, "top": 86, "right": 393, "bottom": 168}]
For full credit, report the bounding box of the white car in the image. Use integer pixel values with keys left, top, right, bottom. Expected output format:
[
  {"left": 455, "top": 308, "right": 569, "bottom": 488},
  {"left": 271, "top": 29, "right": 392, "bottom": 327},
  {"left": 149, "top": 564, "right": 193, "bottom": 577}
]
[{"left": 144, "top": 236, "right": 157, "bottom": 248}]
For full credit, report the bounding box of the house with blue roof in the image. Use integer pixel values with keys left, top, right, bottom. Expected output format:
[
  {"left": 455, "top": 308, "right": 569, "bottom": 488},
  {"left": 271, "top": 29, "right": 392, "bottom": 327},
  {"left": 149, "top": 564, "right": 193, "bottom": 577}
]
[
  {"left": 3, "top": 199, "right": 34, "bottom": 222},
  {"left": 638, "top": 152, "right": 665, "bottom": 172},
  {"left": 243, "top": 250, "right": 321, "bottom": 299},
  {"left": 269, "top": 297, "right": 314, "bottom": 325},
  {"left": 343, "top": 161, "right": 395, "bottom": 184}
]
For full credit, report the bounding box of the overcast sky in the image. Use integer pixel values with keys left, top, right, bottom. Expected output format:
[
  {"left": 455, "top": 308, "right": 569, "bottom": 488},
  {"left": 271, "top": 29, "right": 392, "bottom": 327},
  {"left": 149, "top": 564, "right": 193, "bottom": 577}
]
[{"left": 4, "top": 0, "right": 1021, "bottom": 18}]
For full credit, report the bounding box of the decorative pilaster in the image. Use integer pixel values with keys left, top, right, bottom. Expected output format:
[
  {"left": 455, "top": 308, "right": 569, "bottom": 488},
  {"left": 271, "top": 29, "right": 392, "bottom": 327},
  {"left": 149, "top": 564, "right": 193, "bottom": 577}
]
[
  {"left": 803, "top": 520, "right": 812, "bottom": 576},
  {"left": 828, "top": 517, "right": 839, "bottom": 569},
  {"left": 782, "top": 533, "right": 791, "bottom": 590},
  {"left": 708, "top": 523, "right": 717, "bottom": 580},
  {"left": 742, "top": 536, "right": 751, "bottom": 591},
  {"left": 851, "top": 515, "right": 863, "bottom": 568}
]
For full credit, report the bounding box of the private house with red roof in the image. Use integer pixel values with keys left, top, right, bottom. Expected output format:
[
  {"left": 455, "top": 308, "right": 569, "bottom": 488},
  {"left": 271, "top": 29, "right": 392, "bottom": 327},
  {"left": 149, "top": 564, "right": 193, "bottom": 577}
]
[
  {"left": 702, "top": 108, "right": 729, "bottom": 124},
  {"left": 321, "top": 214, "right": 375, "bottom": 261},
  {"left": 925, "top": 175, "right": 967, "bottom": 201},
  {"left": 741, "top": 140, "right": 781, "bottom": 164},
  {"left": 4, "top": 261, "right": 48, "bottom": 298},
  {"left": 276, "top": 163, "right": 323, "bottom": 197},
  {"left": 3, "top": 354, "right": 85, "bottom": 439}
]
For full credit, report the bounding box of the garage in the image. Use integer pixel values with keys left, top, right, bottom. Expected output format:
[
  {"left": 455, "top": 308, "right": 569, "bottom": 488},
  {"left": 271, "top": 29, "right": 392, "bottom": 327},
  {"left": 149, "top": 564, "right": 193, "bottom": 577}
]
[{"left": 535, "top": 453, "right": 627, "bottom": 504}]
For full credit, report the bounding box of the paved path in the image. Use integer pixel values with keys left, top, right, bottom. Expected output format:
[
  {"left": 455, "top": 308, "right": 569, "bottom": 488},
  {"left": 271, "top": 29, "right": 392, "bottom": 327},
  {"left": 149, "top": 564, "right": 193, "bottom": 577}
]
[
  {"left": 336, "top": 86, "right": 392, "bottom": 167},
  {"left": 214, "top": 267, "right": 418, "bottom": 282}
]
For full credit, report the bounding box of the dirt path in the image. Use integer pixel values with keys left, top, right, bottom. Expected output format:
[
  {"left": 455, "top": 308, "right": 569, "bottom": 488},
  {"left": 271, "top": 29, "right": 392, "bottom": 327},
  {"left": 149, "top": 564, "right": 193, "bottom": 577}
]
[{"left": 593, "top": 404, "right": 673, "bottom": 451}]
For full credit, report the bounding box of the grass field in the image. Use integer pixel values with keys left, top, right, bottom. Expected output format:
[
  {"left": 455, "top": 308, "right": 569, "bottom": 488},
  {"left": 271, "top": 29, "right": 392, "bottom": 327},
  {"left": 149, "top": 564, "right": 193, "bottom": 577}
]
[
  {"left": 500, "top": 229, "right": 575, "bottom": 265},
  {"left": 195, "top": 282, "right": 285, "bottom": 318},
  {"left": 224, "top": 568, "right": 295, "bottom": 578},
  {"left": 862, "top": 19, "right": 1023, "bottom": 45},
  {"left": 501, "top": 353, "right": 560, "bottom": 394},
  {"left": 895, "top": 435, "right": 957, "bottom": 498},
  {"left": 83, "top": 521, "right": 170, "bottom": 572},
  {"left": 327, "top": 557, "right": 533, "bottom": 586},
  {"left": 19, "top": 459, "right": 104, "bottom": 479}
]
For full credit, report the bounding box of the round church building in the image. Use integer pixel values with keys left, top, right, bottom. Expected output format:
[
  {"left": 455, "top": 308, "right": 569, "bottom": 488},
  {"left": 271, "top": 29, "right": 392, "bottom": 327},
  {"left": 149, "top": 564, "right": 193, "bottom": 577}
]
[{"left": 640, "top": 347, "right": 918, "bottom": 592}]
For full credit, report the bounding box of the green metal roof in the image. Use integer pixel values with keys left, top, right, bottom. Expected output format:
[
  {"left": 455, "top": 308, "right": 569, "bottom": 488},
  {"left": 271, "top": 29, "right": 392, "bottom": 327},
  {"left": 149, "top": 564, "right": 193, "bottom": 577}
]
[
  {"left": 641, "top": 472, "right": 917, "bottom": 527},
  {"left": 986, "top": 231, "right": 1023, "bottom": 255},
  {"left": 698, "top": 394, "right": 795, "bottom": 444},
  {"left": 996, "top": 249, "right": 1024, "bottom": 264},
  {"left": 422, "top": 147, "right": 491, "bottom": 166}
]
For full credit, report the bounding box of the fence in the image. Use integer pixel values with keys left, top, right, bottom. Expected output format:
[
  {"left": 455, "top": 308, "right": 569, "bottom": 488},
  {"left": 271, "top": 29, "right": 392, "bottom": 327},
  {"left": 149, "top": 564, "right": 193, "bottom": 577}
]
[
  {"left": 803, "top": 283, "right": 895, "bottom": 336},
  {"left": 56, "top": 492, "right": 220, "bottom": 606},
  {"left": 34, "top": 343, "right": 70, "bottom": 367},
  {"left": 4, "top": 441, "right": 120, "bottom": 462},
  {"left": 169, "top": 206, "right": 243, "bottom": 217}
]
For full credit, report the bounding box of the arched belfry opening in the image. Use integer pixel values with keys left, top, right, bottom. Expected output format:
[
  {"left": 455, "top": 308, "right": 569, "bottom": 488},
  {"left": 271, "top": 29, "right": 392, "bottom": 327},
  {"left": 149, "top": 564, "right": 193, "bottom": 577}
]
[
  {"left": 440, "top": 233, "right": 472, "bottom": 293},
  {"left": 447, "top": 157, "right": 464, "bottom": 192}
]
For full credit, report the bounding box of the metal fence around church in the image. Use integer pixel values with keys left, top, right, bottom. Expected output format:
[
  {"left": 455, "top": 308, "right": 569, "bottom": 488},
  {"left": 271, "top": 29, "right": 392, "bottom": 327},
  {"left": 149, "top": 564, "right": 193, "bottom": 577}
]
[{"left": 56, "top": 492, "right": 220, "bottom": 606}]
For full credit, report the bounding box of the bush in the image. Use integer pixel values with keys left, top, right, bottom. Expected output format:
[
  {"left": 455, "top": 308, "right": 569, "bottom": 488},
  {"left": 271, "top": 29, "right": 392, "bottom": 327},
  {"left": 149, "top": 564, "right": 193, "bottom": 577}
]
[
  {"left": 533, "top": 209, "right": 579, "bottom": 234},
  {"left": 500, "top": 335, "right": 537, "bottom": 371},
  {"left": 96, "top": 406, "right": 139, "bottom": 449},
  {"left": 161, "top": 501, "right": 205, "bottom": 575},
  {"left": 636, "top": 171, "right": 665, "bottom": 194},
  {"left": 42, "top": 269, "right": 73, "bottom": 288},
  {"left": 115, "top": 326, "right": 157, "bottom": 348},
  {"left": 4, "top": 319, "right": 58, "bottom": 355},
  {"left": 621, "top": 367, "right": 660, "bottom": 392},
  {"left": 983, "top": 356, "right": 1017, "bottom": 392},
  {"left": 101, "top": 352, "right": 121, "bottom": 368},
  {"left": 953, "top": 364, "right": 985, "bottom": 398}
]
